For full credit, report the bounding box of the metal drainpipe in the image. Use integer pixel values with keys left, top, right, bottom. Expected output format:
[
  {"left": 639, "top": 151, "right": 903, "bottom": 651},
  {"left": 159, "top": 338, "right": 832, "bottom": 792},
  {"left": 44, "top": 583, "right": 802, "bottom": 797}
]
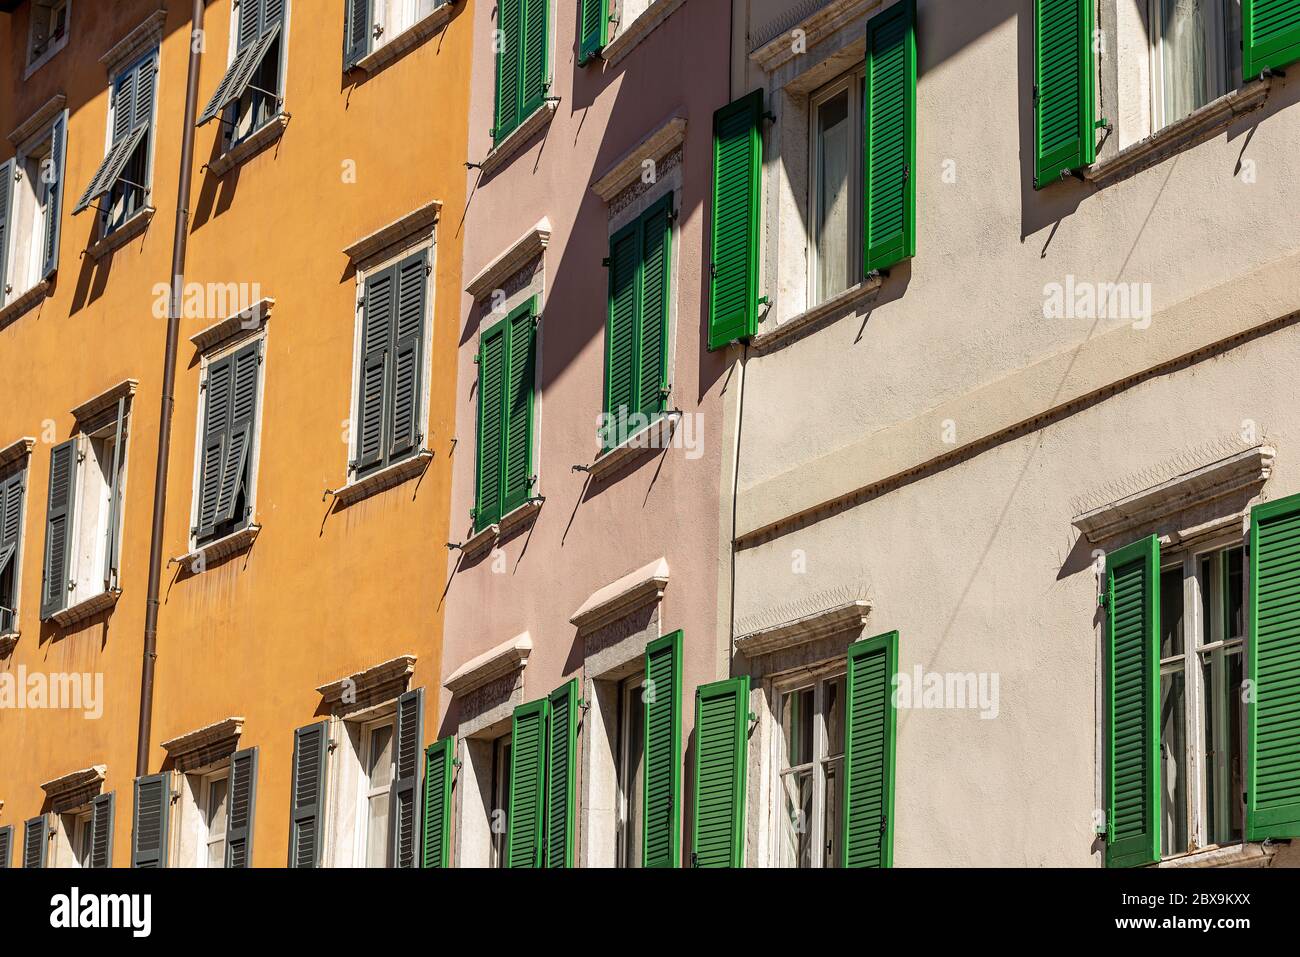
[{"left": 136, "top": 0, "right": 205, "bottom": 778}]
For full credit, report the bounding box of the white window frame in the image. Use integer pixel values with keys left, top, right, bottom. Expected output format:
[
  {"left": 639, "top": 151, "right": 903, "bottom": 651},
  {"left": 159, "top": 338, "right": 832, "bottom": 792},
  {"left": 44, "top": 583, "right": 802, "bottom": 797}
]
[
  {"left": 70, "top": 808, "right": 94, "bottom": 868},
  {"left": 223, "top": 0, "right": 292, "bottom": 148},
  {"left": 771, "top": 662, "right": 846, "bottom": 869},
  {"left": 25, "top": 0, "right": 71, "bottom": 77},
  {"left": 5, "top": 118, "right": 61, "bottom": 306},
  {"left": 489, "top": 733, "right": 511, "bottom": 869},
  {"left": 808, "top": 67, "right": 864, "bottom": 310},
  {"left": 354, "top": 714, "right": 396, "bottom": 868},
  {"left": 100, "top": 48, "right": 161, "bottom": 237},
  {"left": 1147, "top": 0, "right": 1232, "bottom": 132},
  {"left": 65, "top": 414, "right": 130, "bottom": 608},
  {"left": 199, "top": 767, "right": 231, "bottom": 868},
  {"left": 373, "top": 0, "right": 443, "bottom": 48},
  {"left": 0, "top": 463, "right": 29, "bottom": 636}
]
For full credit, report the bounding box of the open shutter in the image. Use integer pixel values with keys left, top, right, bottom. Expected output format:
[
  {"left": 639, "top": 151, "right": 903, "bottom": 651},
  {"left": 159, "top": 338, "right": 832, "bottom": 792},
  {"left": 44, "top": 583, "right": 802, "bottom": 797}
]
[
  {"left": 40, "top": 438, "right": 78, "bottom": 620},
  {"left": 605, "top": 220, "right": 639, "bottom": 448},
  {"left": 0, "top": 825, "right": 12, "bottom": 867},
  {"left": 23, "top": 816, "right": 47, "bottom": 868},
  {"left": 643, "top": 630, "right": 682, "bottom": 867},
  {"left": 1104, "top": 535, "right": 1161, "bottom": 867},
  {"left": 638, "top": 194, "right": 672, "bottom": 420},
  {"left": 545, "top": 679, "right": 578, "bottom": 868},
  {"left": 691, "top": 676, "right": 749, "bottom": 867},
  {"left": 103, "top": 398, "right": 126, "bottom": 591},
  {"left": 494, "top": 0, "right": 523, "bottom": 142},
  {"left": 225, "top": 747, "right": 259, "bottom": 867},
  {"left": 520, "top": 0, "right": 549, "bottom": 119},
  {"left": 90, "top": 792, "right": 115, "bottom": 868},
  {"left": 1033, "top": 0, "right": 1095, "bottom": 188},
  {"left": 0, "top": 158, "right": 14, "bottom": 297},
  {"left": 475, "top": 320, "right": 507, "bottom": 529},
  {"left": 344, "top": 0, "right": 373, "bottom": 69},
  {"left": 501, "top": 301, "right": 536, "bottom": 514},
  {"left": 1244, "top": 0, "right": 1300, "bottom": 78},
  {"left": 863, "top": 0, "right": 916, "bottom": 274},
  {"left": 389, "top": 687, "right": 424, "bottom": 868},
  {"left": 197, "top": 353, "right": 234, "bottom": 538},
  {"left": 132, "top": 773, "right": 170, "bottom": 868},
  {"left": 507, "top": 696, "right": 549, "bottom": 868},
  {"left": 389, "top": 252, "right": 427, "bottom": 463},
  {"left": 357, "top": 265, "right": 394, "bottom": 475},
  {"left": 42, "top": 111, "right": 68, "bottom": 279},
  {"left": 1247, "top": 494, "right": 1300, "bottom": 839},
  {"left": 422, "top": 737, "right": 455, "bottom": 868},
  {"left": 708, "top": 91, "right": 763, "bottom": 350},
  {"left": 199, "top": 23, "right": 281, "bottom": 127},
  {"left": 290, "top": 721, "right": 329, "bottom": 867},
  {"left": 213, "top": 341, "right": 259, "bottom": 527},
  {"left": 578, "top": 0, "right": 607, "bottom": 64},
  {"left": 843, "top": 631, "right": 898, "bottom": 868}
]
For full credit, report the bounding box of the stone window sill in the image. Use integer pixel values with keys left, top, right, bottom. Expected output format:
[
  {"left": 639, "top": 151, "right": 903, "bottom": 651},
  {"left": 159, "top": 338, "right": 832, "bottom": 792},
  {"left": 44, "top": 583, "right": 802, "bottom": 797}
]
[
  {"left": 752, "top": 276, "right": 882, "bottom": 353},
  {"left": 588, "top": 411, "right": 680, "bottom": 483},
  {"left": 601, "top": 0, "right": 688, "bottom": 68},
  {"left": 330, "top": 450, "right": 433, "bottom": 507},
  {"left": 462, "top": 498, "right": 543, "bottom": 558},
  {"left": 0, "top": 280, "right": 53, "bottom": 330},
  {"left": 173, "top": 524, "right": 261, "bottom": 569},
  {"left": 352, "top": 4, "right": 454, "bottom": 74},
  {"left": 1154, "top": 842, "right": 1275, "bottom": 868},
  {"left": 0, "top": 631, "right": 19, "bottom": 657},
  {"left": 46, "top": 589, "right": 122, "bottom": 629},
  {"left": 88, "top": 206, "right": 156, "bottom": 261},
  {"left": 481, "top": 102, "right": 556, "bottom": 178},
  {"left": 208, "top": 113, "right": 290, "bottom": 178}
]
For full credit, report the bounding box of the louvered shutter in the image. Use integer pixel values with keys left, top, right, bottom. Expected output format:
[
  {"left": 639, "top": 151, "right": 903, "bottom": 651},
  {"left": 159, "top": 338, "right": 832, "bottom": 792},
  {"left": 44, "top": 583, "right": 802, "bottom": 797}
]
[
  {"left": 389, "top": 688, "right": 424, "bottom": 868},
  {"left": 0, "top": 468, "right": 24, "bottom": 635},
  {"left": 112, "top": 65, "right": 138, "bottom": 144},
  {"left": 40, "top": 438, "right": 78, "bottom": 620},
  {"left": 389, "top": 253, "right": 427, "bottom": 463},
  {"left": 545, "top": 679, "right": 578, "bottom": 868},
  {"left": 131, "top": 53, "right": 158, "bottom": 138},
  {"left": 520, "top": 0, "right": 549, "bottom": 119},
  {"left": 23, "top": 815, "right": 47, "bottom": 868},
  {"left": 863, "top": 0, "right": 916, "bottom": 274},
  {"left": 237, "top": 0, "right": 261, "bottom": 51},
  {"left": 197, "top": 352, "right": 233, "bottom": 538},
  {"left": 578, "top": 0, "right": 607, "bottom": 64},
  {"left": 357, "top": 265, "right": 394, "bottom": 474},
  {"left": 0, "top": 158, "right": 13, "bottom": 296},
  {"left": 691, "top": 676, "right": 749, "bottom": 868},
  {"left": 495, "top": 0, "right": 523, "bottom": 142},
  {"left": 290, "top": 721, "right": 329, "bottom": 867},
  {"left": 421, "top": 737, "right": 454, "bottom": 868},
  {"left": 262, "top": 0, "right": 285, "bottom": 31},
  {"left": 475, "top": 320, "right": 507, "bottom": 530},
  {"left": 213, "top": 340, "right": 260, "bottom": 528},
  {"left": 605, "top": 220, "right": 639, "bottom": 449},
  {"left": 843, "top": 631, "right": 898, "bottom": 868},
  {"left": 89, "top": 792, "right": 115, "bottom": 868},
  {"left": 1104, "top": 535, "right": 1160, "bottom": 867},
  {"left": 1244, "top": 0, "right": 1300, "bottom": 78},
  {"left": 501, "top": 302, "right": 536, "bottom": 514},
  {"left": 1248, "top": 494, "right": 1300, "bottom": 839},
  {"left": 1033, "top": 0, "right": 1095, "bottom": 188},
  {"left": 638, "top": 195, "right": 672, "bottom": 418},
  {"left": 643, "top": 630, "right": 682, "bottom": 868},
  {"left": 507, "top": 696, "right": 549, "bottom": 868},
  {"left": 132, "top": 774, "right": 170, "bottom": 868},
  {"left": 344, "top": 0, "right": 373, "bottom": 68},
  {"left": 708, "top": 91, "right": 763, "bottom": 350},
  {"left": 0, "top": 825, "right": 12, "bottom": 868},
  {"left": 42, "top": 111, "right": 67, "bottom": 278},
  {"left": 225, "top": 747, "right": 259, "bottom": 867},
  {"left": 102, "top": 398, "right": 127, "bottom": 591}
]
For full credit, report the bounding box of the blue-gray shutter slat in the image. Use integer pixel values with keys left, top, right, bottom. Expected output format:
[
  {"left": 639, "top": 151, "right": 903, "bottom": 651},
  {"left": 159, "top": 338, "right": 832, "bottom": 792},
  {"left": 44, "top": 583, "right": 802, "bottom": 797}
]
[
  {"left": 72, "top": 125, "right": 146, "bottom": 215},
  {"left": 388, "top": 688, "right": 424, "bottom": 868},
  {"left": 356, "top": 265, "right": 394, "bottom": 474},
  {"left": 225, "top": 747, "right": 259, "bottom": 867},
  {"left": 196, "top": 353, "right": 234, "bottom": 539},
  {"left": 388, "top": 253, "right": 427, "bottom": 463},
  {"left": 199, "top": 23, "right": 281, "bottom": 126},
  {"left": 344, "top": 0, "right": 373, "bottom": 68},
  {"left": 0, "top": 159, "right": 14, "bottom": 296},
  {"left": 41, "top": 111, "right": 68, "bottom": 278},
  {"left": 212, "top": 341, "right": 260, "bottom": 527},
  {"left": 131, "top": 774, "right": 170, "bottom": 868},
  {"left": 40, "top": 438, "right": 78, "bottom": 619},
  {"left": 23, "top": 816, "right": 47, "bottom": 868},
  {"left": 0, "top": 824, "right": 12, "bottom": 867},
  {"left": 290, "top": 721, "right": 328, "bottom": 867},
  {"left": 90, "top": 792, "right": 115, "bottom": 868}
]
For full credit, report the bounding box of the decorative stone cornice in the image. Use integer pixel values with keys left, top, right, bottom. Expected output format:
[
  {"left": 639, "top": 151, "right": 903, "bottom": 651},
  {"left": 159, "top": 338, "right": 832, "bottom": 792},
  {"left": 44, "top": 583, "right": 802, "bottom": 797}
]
[
  {"left": 189, "top": 299, "right": 274, "bottom": 354},
  {"left": 8, "top": 93, "right": 66, "bottom": 147},
  {"left": 734, "top": 598, "right": 872, "bottom": 658},
  {"left": 41, "top": 766, "right": 107, "bottom": 812},
  {"left": 317, "top": 655, "right": 416, "bottom": 713},
  {"left": 601, "top": 0, "right": 689, "bottom": 67},
  {"left": 445, "top": 634, "right": 531, "bottom": 697},
  {"left": 100, "top": 9, "right": 168, "bottom": 73},
  {"left": 466, "top": 220, "right": 552, "bottom": 299},
  {"left": 71, "top": 379, "right": 138, "bottom": 426},
  {"left": 161, "top": 717, "right": 244, "bottom": 771},
  {"left": 570, "top": 558, "right": 669, "bottom": 635},
  {"left": 342, "top": 200, "right": 442, "bottom": 266},
  {"left": 750, "top": 0, "right": 882, "bottom": 72},
  {"left": 0, "top": 437, "right": 35, "bottom": 472},
  {"left": 591, "top": 115, "right": 687, "bottom": 202}
]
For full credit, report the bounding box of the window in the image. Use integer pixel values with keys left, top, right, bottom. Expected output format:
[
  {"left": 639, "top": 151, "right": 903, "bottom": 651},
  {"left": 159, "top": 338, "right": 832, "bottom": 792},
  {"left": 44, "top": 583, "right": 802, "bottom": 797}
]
[
  {"left": 0, "top": 465, "right": 27, "bottom": 635},
  {"left": 603, "top": 193, "right": 672, "bottom": 451},
  {"left": 27, "top": 0, "right": 70, "bottom": 70},
  {"left": 778, "top": 671, "right": 845, "bottom": 867},
  {"left": 473, "top": 298, "right": 537, "bottom": 532},
  {"left": 344, "top": 0, "right": 446, "bottom": 67},
  {"left": 492, "top": 0, "right": 550, "bottom": 145},
  {"left": 489, "top": 733, "right": 511, "bottom": 868},
  {"left": 1150, "top": 0, "right": 1241, "bottom": 130},
  {"left": 810, "top": 72, "right": 864, "bottom": 306},
  {"left": 70, "top": 810, "right": 93, "bottom": 868},
  {"left": 57, "top": 792, "right": 113, "bottom": 868},
  {"left": 200, "top": 770, "right": 229, "bottom": 868},
  {"left": 360, "top": 718, "right": 396, "bottom": 868},
  {"left": 191, "top": 336, "right": 264, "bottom": 547},
  {"left": 615, "top": 674, "right": 645, "bottom": 868},
  {"left": 0, "top": 111, "right": 68, "bottom": 303},
  {"left": 198, "top": 0, "right": 287, "bottom": 146}
]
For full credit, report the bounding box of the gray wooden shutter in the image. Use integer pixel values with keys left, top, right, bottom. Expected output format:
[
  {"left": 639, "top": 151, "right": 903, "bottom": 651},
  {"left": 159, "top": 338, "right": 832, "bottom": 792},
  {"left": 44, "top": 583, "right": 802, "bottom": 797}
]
[
  {"left": 237, "top": 0, "right": 262, "bottom": 51},
  {"left": 389, "top": 688, "right": 424, "bottom": 868},
  {"left": 131, "top": 53, "right": 158, "bottom": 133},
  {"left": 356, "top": 265, "right": 395, "bottom": 475},
  {"left": 112, "top": 64, "right": 138, "bottom": 144},
  {"left": 0, "top": 824, "right": 12, "bottom": 867},
  {"left": 0, "top": 158, "right": 14, "bottom": 297},
  {"left": 40, "top": 438, "right": 78, "bottom": 620},
  {"left": 290, "top": 721, "right": 329, "bottom": 867},
  {"left": 262, "top": 0, "right": 285, "bottom": 31},
  {"left": 102, "top": 397, "right": 127, "bottom": 591},
  {"left": 344, "top": 0, "right": 373, "bottom": 68},
  {"left": 0, "top": 468, "right": 25, "bottom": 635},
  {"left": 131, "top": 774, "right": 170, "bottom": 868},
  {"left": 23, "top": 816, "right": 47, "bottom": 868},
  {"left": 388, "top": 252, "right": 427, "bottom": 463},
  {"left": 213, "top": 341, "right": 260, "bottom": 527},
  {"left": 41, "top": 111, "right": 68, "bottom": 279},
  {"left": 225, "top": 747, "right": 259, "bottom": 868},
  {"left": 197, "top": 353, "right": 234, "bottom": 539},
  {"left": 90, "top": 791, "right": 115, "bottom": 868}
]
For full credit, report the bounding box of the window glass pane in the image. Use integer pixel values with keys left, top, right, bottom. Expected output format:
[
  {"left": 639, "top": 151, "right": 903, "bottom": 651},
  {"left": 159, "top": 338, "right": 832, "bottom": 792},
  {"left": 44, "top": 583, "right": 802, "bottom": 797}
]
[
  {"left": 781, "top": 770, "right": 814, "bottom": 868},
  {"left": 815, "top": 88, "right": 852, "bottom": 304},
  {"left": 1225, "top": 547, "right": 1244, "bottom": 641},
  {"left": 78, "top": 818, "right": 93, "bottom": 867},
  {"left": 366, "top": 791, "right": 391, "bottom": 868},
  {"left": 492, "top": 735, "right": 511, "bottom": 868},
  {"left": 782, "top": 687, "right": 815, "bottom": 767},
  {"left": 825, "top": 675, "right": 845, "bottom": 757},
  {"left": 824, "top": 760, "right": 842, "bottom": 868},
  {"left": 1159, "top": 0, "right": 1226, "bottom": 126},
  {"left": 618, "top": 678, "right": 645, "bottom": 868},
  {"left": 1160, "top": 671, "right": 1188, "bottom": 856},
  {"left": 1200, "top": 646, "right": 1244, "bottom": 845},
  {"left": 207, "top": 777, "right": 228, "bottom": 835},
  {"left": 1160, "top": 567, "right": 1184, "bottom": 658},
  {"left": 368, "top": 724, "right": 395, "bottom": 789}
]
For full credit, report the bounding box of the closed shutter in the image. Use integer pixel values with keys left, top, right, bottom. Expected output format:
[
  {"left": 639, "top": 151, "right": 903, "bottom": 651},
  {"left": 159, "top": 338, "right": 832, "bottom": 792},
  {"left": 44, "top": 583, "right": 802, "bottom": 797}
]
[
  {"left": 89, "top": 792, "right": 115, "bottom": 868},
  {"left": 344, "top": 0, "right": 373, "bottom": 68},
  {"left": 475, "top": 320, "right": 507, "bottom": 529},
  {"left": 708, "top": 91, "right": 763, "bottom": 350},
  {"left": 691, "top": 676, "right": 749, "bottom": 867},
  {"left": 388, "top": 252, "right": 427, "bottom": 463},
  {"left": 520, "top": 0, "right": 549, "bottom": 117},
  {"left": 495, "top": 0, "right": 523, "bottom": 142},
  {"left": 225, "top": 747, "right": 259, "bottom": 868},
  {"left": 638, "top": 195, "right": 672, "bottom": 419},
  {"left": 0, "top": 825, "right": 11, "bottom": 868},
  {"left": 863, "top": 0, "right": 916, "bottom": 274},
  {"left": 605, "top": 220, "right": 639, "bottom": 448},
  {"left": 131, "top": 53, "right": 158, "bottom": 139},
  {"left": 112, "top": 63, "right": 138, "bottom": 144},
  {"left": 578, "top": 0, "right": 607, "bottom": 64},
  {"left": 843, "top": 631, "right": 898, "bottom": 868},
  {"left": 357, "top": 265, "right": 394, "bottom": 474},
  {"left": 507, "top": 696, "right": 549, "bottom": 868},
  {"left": 1105, "top": 535, "right": 1160, "bottom": 867},
  {"left": 643, "top": 630, "right": 682, "bottom": 868},
  {"left": 237, "top": 0, "right": 262, "bottom": 51},
  {"left": 23, "top": 815, "right": 47, "bottom": 868},
  {"left": 1033, "top": 0, "right": 1096, "bottom": 188},
  {"left": 42, "top": 111, "right": 68, "bottom": 279},
  {"left": 501, "top": 302, "right": 536, "bottom": 514},
  {"left": 131, "top": 773, "right": 170, "bottom": 868},
  {"left": 389, "top": 688, "right": 424, "bottom": 868},
  {"left": 290, "top": 721, "right": 329, "bottom": 867},
  {"left": 213, "top": 341, "right": 260, "bottom": 528},
  {"left": 0, "top": 468, "right": 25, "bottom": 635},
  {"left": 40, "top": 438, "right": 78, "bottom": 620},
  {"left": 1247, "top": 494, "right": 1300, "bottom": 839},
  {"left": 545, "top": 679, "right": 578, "bottom": 868},
  {"left": 1244, "top": 0, "right": 1300, "bottom": 77},
  {"left": 102, "top": 398, "right": 127, "bottom": 591},
  {"left": 421, "top": 737, "right": 455, "bottom": 868},
  {"left": 0, "top": 158, "right": 13, "bottom": 295}
]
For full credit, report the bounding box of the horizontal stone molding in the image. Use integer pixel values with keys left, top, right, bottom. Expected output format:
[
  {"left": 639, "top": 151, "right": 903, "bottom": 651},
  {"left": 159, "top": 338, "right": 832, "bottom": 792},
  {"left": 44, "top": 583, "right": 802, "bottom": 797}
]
[
  {"left": 317, "top": 655, "right": 416, "bottom": 714},
  {"left": 466, "top": 220, "right": 551, "bottom": 299},
  {"left": 189, "top": 298, "right": 274, "bottom": 354},
  {"left": 0, "top": 437, "right": 35, "bottom": 471},
  {"left": 87, "top": 206, "right": 156, "bottom": 261},
  {"left": 208, "top": 113, "right": 290, "bottom": 178},
  {"left": 750, "top": 0, "right": 882, "bottom": 72},
  {"left": 591, "top": 115, "right": 687, "bottom": 202},
  {"left": 8, "top": 93, "right": 66, "bottom": 147},
  {"left": 343, "top": 200, "right": 442, "bottom": 266},
  {"left": 445, "top": 633, "right": 532, "bottom": 697},
  {"left": 41, "top": 765, "right": 107, "bottom": 812},
  {"left": 162, "top": 717, "right": 245, "bottom": 771},
  {"left": 173, "top": 524, "right": 261, "bottom": 569},
  {"left": 71, "top": 379, "right": 138, "bottom": 425},
  {"left": 734, "top": 598, "right": 872, "bottom": 658},
  {"left": 479, "top": 102, "right": 556, "bottom": 178},
  {"left": 332, "top": 449, "right": 433, "bottom": 507},
  {"left": 570, "top": 558, "right": 669, "bottom": 635}
]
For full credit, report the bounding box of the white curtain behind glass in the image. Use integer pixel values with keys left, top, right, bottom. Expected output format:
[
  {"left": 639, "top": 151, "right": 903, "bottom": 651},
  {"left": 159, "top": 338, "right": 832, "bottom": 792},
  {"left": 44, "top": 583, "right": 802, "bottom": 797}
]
[
  {"left": 816, "top": 92, "right": 851, "bottom": 305},
  {"left": 1161, "top": 0, "right": 1213, "bottom": 124}
]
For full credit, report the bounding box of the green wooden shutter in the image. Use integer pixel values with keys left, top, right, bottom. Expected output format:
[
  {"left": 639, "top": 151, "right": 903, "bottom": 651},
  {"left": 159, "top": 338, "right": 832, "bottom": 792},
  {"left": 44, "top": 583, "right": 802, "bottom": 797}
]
[
  {"left": 41, "top": 110, "right": 67, "bottom": 279},
  {"left": 0, "top": 158, "right": 13, "bottom": 295},
  {"left": 1244, "top": 0, "right": 1300, "bottom": 78},
  {"left": 213, "top": 341, "right": 260, "bottom": 528},
  {"left": 357, "top": 265, "right": 395, "bottom": 475},
  {"left": 1104, "top": 535, "right": 1161, "bottom": 867},
  {"left": 520, "top": 0, "right": 550, "bottom": 118},
  {"left": 638, "top": 195, "right": 672, "bottom": 419},
  {"left": 422, "top": 737, "right": 455, "bottom": 868},
  {"left": 197, "top": 353, "right": 234, "bottom": 539},
  {"left": 1033, "top": 0, "right": 1096, "bottom": 188},
  {"left": 90, "top": 792, "right": 115, "bottom": 868},
  {"left": 843, "top": 631, "right": 898, "bottom": 868},
  {"left": 0, "top": 825, "right": 12, "bottom": 868},
  {"left": 708, "top": 91, "right": 763, "bottom": 350},
  {"left": 23, "top": 816, "right": 47, "bottom": 868},
  {"left": 389, "top": 687, "right": 424, "bottom": 868},
  {"left": 132, "top": 773, "right": 170, "bottom": 868},
  {"left": 545, "top": 679, "right": 578, "bottom": 868},
  {"left": 388, "top": 252, "right": 427, "bottom": 463},
  {"left": 495, "top": 0, "right": 523, "bottom": 143},
  {"left": 643, "top": 630, "right": 682, "bottom": 868},
  {"left": 290, "top": 721, "right": 329, "bottom": 868},
  {"left": 40, "top": 438, "right": 78, "bottom": 620},
  {"left": 225, "top": 747, "right": 258, "bottom": 867},
  {"left": 507, "top": 696, "right": 549, "bottom": 868},
  {"left": 501, "top": 301, "right": 536, "bottom": 514},
  {"left": 475, "top": 319, "right": 507, "bottom": 530},
  {"left": 1247, "top": 493, "right": 1300, "bottom": 839},
  {"left": 578, "top": 0, "right": 608, "bottom": 64},
  {"left": 691, "top": 676, "right": 749, "bottom": 867},
  {"left": 605, "top": 220, "right": 639, "bottom": 449},
  {"left": 344, "top": 0, "right": 373, "bottom": 68},
  {"left": 863, "top": 0, "right": 917, "bottom": 274}
]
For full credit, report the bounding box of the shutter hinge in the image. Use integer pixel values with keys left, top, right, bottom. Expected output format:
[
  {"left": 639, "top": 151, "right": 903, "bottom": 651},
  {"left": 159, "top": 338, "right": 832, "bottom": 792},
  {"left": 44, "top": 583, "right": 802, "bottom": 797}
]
[
  {"left": 1032, "top": 84, "right": 1039, "bottom": 103},
  {"left": 668, "top": 206, "right": 679, "bottom": 223},
  {"left": 880, "top": 814, "right": 887, "bottom": 834},
  {"left": 1098, "top": 592, "right": 1107, "bottom": 607},
  {"left": 762, "top": 110, "right": 776, "bottom": 123},
  {"left": 76, "top": 450, "right": 86, "bottom": 463},
  {"left": 903, "top": 163, "right": 910, "bottom": 181},
  {"left": 601, "top": 257, "right": 611, "bottom": 268},
  {"left": 709, "top": 262, "right": 717, "bottom": 278}
]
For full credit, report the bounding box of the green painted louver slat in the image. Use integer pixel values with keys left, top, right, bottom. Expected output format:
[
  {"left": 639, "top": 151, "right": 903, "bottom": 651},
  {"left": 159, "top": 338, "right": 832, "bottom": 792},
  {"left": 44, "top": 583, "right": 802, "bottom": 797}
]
[
  {"left": 578, "top": 0, "right": 608, "bottom": 64},
  {"left": 475, "top": 321, "right": 507, "bottom": 530},
  {"left": 1244, "top": 0, "right": 1300, "bottom": 78},
  {"left": 643, "top": 630, "right": 682, "bottom": 867},
  {"left": 1105, "top": 535, "right": 1160, "bottom": 867},
  {"left": 545, "top": 679, "right": 579, "bottom": 868},
  {"left": 507, "top": 696, "right": 549, "bottom": 868},
  {"left": 422, "top": 737, "right": 455, "bottom": 868},
  {"left": 708, "top": 91, "right": 763, "bottom": 350},
  {"left": 843, "top": 631, "right": 898, "bottom": 868},
  {"left": 1248, "top": 493, "right": 1300, "bottom": 838},
  {"left": 638, "top": 196, "right": 672, "bottom": 418},
  {"left": 520, "top": 0, "right": 550, "bottom": 118},
  {"left": 1033, "top": 0, "right": 1096, "bottom": 188},
  {"left": 132, "top": 774, "right": 170, "bottom": 868},
  {"left": 495, "top": 0, "right": 522, "bottom": 143},
  {"left": 863, "top": 0, "right": 917, "bottom": 274},
  {"left": 691, "top": 676, "right": 749, "bottom": 867},
  {"left": 502, "top": 302, "right": 537, "bottom": 515},
  {"left": 605, "top": 219, "right": 639, "bottom": 447}
]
